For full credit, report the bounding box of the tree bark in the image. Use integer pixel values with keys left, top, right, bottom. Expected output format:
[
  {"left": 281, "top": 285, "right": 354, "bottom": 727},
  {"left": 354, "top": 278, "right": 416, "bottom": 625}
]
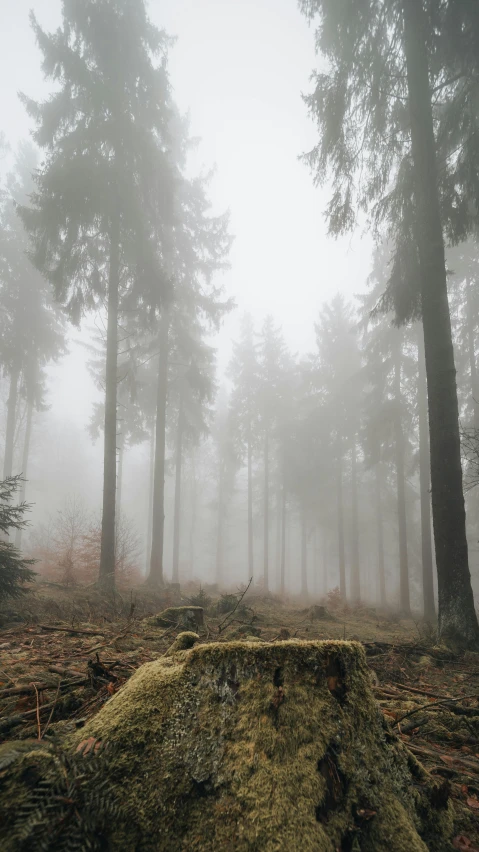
[
  {"left": 3, "top": 358, "right": 21, "bottom": 480},
  {"left": 417, "top": 326, "right": 436, "bottom": 621},
  {"left": 15, "top": 398, "right": 33, "bottom": 551},
  {"left": 99, "top": 210, "right": 120, "bottom": 596},
  {"left": 375, "top": 462, "right": 386, "bottom": 608},
  {"left": 466, "top": 278, "right": 479, "bottom": 430},
  {"left": 148, "top": 313, "right": 169, "bottom": 586},
  {"left": 247, "top": 430, "right": 254, "bottom": 583},
  {"left": 301, "top": 501, "right": 308, "bottom": 598},
  {"left": 336, "top": 433, "right": 346, "bottom": 597},
  {"left": 350, "top": 437, "right": 360, "bottom": 602},
  {"left": 263, "top": 429, "right": 269, "bottom": 591},
  {"left": 393, "top": 334, "right": 410, "bottom": 614},
  {"left": 403, "top": 0, "right": 478, "bottom": 644},
  {"left": 172, "top": 388, "right": 184, "bottom": 586}
]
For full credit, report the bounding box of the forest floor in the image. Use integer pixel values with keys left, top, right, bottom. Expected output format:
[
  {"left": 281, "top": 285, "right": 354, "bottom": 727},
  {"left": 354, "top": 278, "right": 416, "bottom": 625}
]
[{"left": 1, "top": 581, "right": 479, "bottom": 850}]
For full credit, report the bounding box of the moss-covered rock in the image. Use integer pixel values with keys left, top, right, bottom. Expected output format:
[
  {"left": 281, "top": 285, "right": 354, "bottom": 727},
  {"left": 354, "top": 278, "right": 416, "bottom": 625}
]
[{"left": 0, "top": 641, "right": 453, "bottom": 851}]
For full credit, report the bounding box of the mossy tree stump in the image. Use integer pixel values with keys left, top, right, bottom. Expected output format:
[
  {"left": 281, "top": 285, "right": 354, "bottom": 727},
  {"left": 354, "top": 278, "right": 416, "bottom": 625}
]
[{"left": 0, "top": 641, "right": 453, "bottom": 851}]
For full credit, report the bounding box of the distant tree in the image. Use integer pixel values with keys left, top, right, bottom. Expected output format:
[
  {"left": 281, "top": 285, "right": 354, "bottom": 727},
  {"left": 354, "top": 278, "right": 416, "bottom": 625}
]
[
  {"left": 0, "top": 143, "right": 66, "bottom": 488},
  {"left": 20, "top": 0, "right": 174, "bottom": 594},
  {"left": 312, "top": 295, "right": 362, "bottom": 600},
  {"left": 228, "top": 313, "right": 260, "bottom": 582},
  {"left": 0, "top": 476, "right": 36, "bottom": 601},
  {"left": 147, "top": 169, "right": 232, "bottom": 588},
  {"left": 257, "top": 316, "right": 292, "bottom": 592}
]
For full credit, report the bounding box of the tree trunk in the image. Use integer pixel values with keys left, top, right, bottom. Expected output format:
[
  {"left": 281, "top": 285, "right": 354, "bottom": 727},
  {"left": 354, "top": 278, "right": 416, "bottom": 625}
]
[
  {"left": 116, "top": 426, "right": 125, "bottom": 527},
  {"left": 350, "top": 437, "right": 360, "bottom": 602},
  {"left": 14, "top": 399, "right": 33, "bottom": 550},
  {"left": 336, "top": 434, "right": 346, "bottom": 597},
  {"left": 280, "top": 473, "right": 286, "bottom": 596},
  {"left": 148, "top": 313, "right": 169, "bottom": 586},
  {"left": 99, "top": 211, "right": 120, "bottom": 596},
  {"left": 263, "top": 429, "right": 269, "bottom": 591},
  {"left": 172, "top": 389, "right": 184, "bottom": 586},
  {"left": 247, "top": 431, "right": 254, "bottom": 583},
  {"left": 275, "top": 483, "right": 281, "bottom": 588},
  {"left": 216, "top": 458, "right": 224, "bottom": 586},
  {"left": 466, "top": 278, "right": 479, "bottom": 430},
  {"left": 301, "top": 501, "right": 308, "bottom": 598},
  {"left": 375, "top": 462, "right": 386, "bottom": 608},
  {"left": 145, "top": 424, "right": 155, "bottom": 574},
  {"left": 403, "top": 0, "right": 478, "bottom": 644},
  {"left": 3, "top": 358, "right": 21, "bottom": 480},
  {"left": 189, "top": 452, "right": 197, "bottom": 579},
  {"left": 322, "top": 529, "right": 328, "bottom": 597},
  {"left": 417, "top": 326, "right": 436, "bottom": 621},
  {"left": 393, "top": 334, "right": 410, "bottom": 614}
]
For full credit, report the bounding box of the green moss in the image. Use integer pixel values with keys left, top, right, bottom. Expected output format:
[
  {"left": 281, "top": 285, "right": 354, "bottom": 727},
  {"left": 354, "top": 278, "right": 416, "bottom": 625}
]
[
  {"left": 165, "top": 631, "right": 200, "bottom": 655},
  {"left": 0, "top": 640, "right": 454, "bottom": 851}
]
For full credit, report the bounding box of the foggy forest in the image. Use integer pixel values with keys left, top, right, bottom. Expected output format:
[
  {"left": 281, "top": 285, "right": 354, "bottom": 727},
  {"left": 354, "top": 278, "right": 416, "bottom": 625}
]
[{"left": 2, "top": 1, "right": 479, "bottom": 850}]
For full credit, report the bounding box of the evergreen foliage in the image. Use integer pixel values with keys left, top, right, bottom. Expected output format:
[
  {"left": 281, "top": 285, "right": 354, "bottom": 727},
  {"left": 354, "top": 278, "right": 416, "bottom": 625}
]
[{"left": 0, "top": 476, "right": 36, "bottom": 601}]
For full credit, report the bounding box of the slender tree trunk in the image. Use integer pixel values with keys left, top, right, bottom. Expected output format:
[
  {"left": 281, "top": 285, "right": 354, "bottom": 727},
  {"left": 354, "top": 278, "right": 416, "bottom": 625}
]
[
  {"left": 336, "top": 433, "right": 346, "bottom": 597},
  {"left": 3, "top": 359, "right": 21, "bottom": 480},
  {"left": 322, "top": 529, "right": 328, "bottom": 597},
  {"left": 263, "top": 429, "right": 269, "bottom": 591},
  {"left": 417, "top": 327, "right": 436, "bottom": 621},
  {"left": 116, "top": 427, "right": 125, "bottom": 527},
  {"left": 393, "top": 335, "right": 410, "bottom": 613},
  {"left": 189, "top": 452, "right": 197, "bottom": 579},
  {"left": 99, "top": 211, "right": 120, "bottom": 595},
  {"left": 145, "top": 425, "right": 155, "bottom": 574},
  {"left": 280, "top": 472, "right": 286, "bottom": 596},
  {"left": 403, "top": 0, "right": 478, "bottom": 644},
  {"left": 216, "top": 459, "right": 224, "bottom": 586},
  {"left": 275, "top": 482, "right": 281, "bottom": 587},
  {"left": 15, "top": 399, "right": 34, "bottom": 550},
  {"left": 301, "top": 501, "right": 308, "bottom": 598},
  {"left": 148, "top": 314, "right": 169, "bottom": 586},
  {"left": 375, "top": 462, "right": 386, "bottom": 608},
  {"left": 172, "top": 390, "right": 184, "bottom": 586},
  {"left": 247, "top": 431, "right": 254, "bottom": 583},
  {"left": 466, "top": 279, "right": 479, "bottom": 431},
  {"left": 350, "top": 437, "right": 360, "bottom": 602}
]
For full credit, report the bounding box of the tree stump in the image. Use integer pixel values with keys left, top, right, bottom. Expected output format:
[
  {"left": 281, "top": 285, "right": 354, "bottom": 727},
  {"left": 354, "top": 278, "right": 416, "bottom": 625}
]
[{"left": 0, "top": 641, "right": 453, "bottom": 851}]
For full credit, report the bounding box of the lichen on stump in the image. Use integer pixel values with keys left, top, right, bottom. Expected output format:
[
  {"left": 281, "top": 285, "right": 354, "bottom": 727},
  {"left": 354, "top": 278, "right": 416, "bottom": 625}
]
[{"left": 0, "top": 641, "right": 453, "bottom": 851}]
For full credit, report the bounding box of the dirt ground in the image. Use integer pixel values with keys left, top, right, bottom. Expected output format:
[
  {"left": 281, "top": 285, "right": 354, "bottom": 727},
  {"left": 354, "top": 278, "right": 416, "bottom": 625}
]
[{"left": 1, "top": 581, "right": 479, "bottom": 851}]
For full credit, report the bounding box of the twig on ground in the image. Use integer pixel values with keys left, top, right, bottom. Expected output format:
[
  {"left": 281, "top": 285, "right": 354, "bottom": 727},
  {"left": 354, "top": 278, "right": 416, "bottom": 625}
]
[{"left": 218, "top": 578, "right": 253, "bottom": 634}]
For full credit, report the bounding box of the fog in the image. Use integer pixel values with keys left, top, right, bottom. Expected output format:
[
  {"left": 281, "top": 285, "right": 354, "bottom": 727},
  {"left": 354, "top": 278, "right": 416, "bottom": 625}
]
[{"left": 1, "top": 0, "right": 479, "bottom": 626}]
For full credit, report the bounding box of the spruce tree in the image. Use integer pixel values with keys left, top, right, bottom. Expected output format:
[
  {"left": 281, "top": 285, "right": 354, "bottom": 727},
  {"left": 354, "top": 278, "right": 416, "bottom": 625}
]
[
  {"left": 20, "top": 0, "right": 174, "bottom": 594},
  {"left": 300, "top": 0, "right": 479, "bottom": 644},
  {"left": 0, "top": 476, "right": 36, "bottom": 602}
]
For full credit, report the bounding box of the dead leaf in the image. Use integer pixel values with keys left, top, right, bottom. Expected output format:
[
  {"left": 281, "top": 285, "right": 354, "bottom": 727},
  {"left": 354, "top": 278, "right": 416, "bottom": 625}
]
[
  {"left": 453, "top": 836, "right": 479, "bottom": 851},
  {"left": 466, "top": 796, "right": 479, "bottom": 810},
  {"left": 75, "top": 737, "right": 102, "bottom": 757}
]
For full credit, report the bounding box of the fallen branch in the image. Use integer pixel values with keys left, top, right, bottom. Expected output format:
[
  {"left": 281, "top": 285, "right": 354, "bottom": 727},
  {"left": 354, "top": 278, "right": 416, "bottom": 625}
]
[{"left": 39, "top": 624, "right": 104, "bottom": 636}]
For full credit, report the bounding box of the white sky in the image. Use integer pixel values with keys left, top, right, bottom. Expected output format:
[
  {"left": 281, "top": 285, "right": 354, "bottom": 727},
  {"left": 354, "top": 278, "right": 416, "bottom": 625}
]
[{"left": 0, "top": 0, "right": 373, "bottom": 528}]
